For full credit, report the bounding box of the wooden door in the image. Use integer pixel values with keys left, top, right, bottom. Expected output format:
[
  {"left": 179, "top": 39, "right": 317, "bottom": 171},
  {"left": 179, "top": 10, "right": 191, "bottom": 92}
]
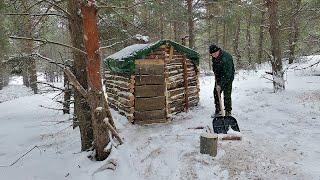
[{"left": 134, "top": 59, "right": 167, "bottom": 124}]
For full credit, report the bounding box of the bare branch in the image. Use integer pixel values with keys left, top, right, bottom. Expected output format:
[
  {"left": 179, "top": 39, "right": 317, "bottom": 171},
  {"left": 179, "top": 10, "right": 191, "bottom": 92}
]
[
  {"left": 23, "top": 0, "right": 70, "bottom": 16},
  {"left": 263, "top": 48, "right": 273, "bottom": 60},
  {"left": 4, "top": 13, "right": 67, "bottom": 18},
  {"left": 100, "top": 36, "right": 136, "bottom": 50},
  {"left": 33, "top": 3, "right": 56, "bottom": 29},
  {"left": 97, "top": 0, "right": 147, "bottom": 10},
  {"left": 10, "top": 36, "right": 86, "bottom": 55},
  {"left": 294, "top": 60, "right": 320, "bottom": 71},
  {"left": 261, "top": 75, "right": 273, "bottom": 82},
  {"left": 42, "top": 118, "right": 73, "bottom": 125},
  {"left": 24, "top": 0, "right": 48, "bottom": 12},
  {"left": 39, "top": 105, "right": 65, "bottom": 111},
  {"left": 43, "top": 0, "right": 71, "bottom": 17},
  {"left": 0, "top": 146, "right": 40, "bottom": 167},
  {"left": 37, "top": 81, "right": 64, "bottom": 91},
  {"left": 64, "top": 68, "right": 88, "bottom": 99},
  {"left": 31, "top": 53, "right": 88, "bottom": 100},
  {"left": 31, "top": 53, "right": 65, "bottom": 68},
  {"left": 103, "top": 118, "right": 123, "bottom": 145}
]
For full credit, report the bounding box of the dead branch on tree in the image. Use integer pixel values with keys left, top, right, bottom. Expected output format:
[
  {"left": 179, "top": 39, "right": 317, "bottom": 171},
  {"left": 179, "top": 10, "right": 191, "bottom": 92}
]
[
  {"left": 64, "top": 68, "right": 88, "bottom": 99},
  {"left": 265, "top": 71, "right": 273, "bottom": 75},
  {"left": 24, "top": 0, "right": 70, "bottom": 17},
  {"left": 42, "top": 118, "right": 73, "bottom": 125},
  {"left": 97, "top": 0, "right": 148, "bottom": 10},
  {"left": 261, "top": 75, "right": 274, "bottom": 81},
  {"left": 36, "top": 81, "right": 64, "bottom": 91},
  {"left": 39, "top": 105, "right": 65, "bottom": 111},
  {"left": 42, "top": 0, "right": 71, "bottom": 17},
  {"left": 103, "top": 118, "right": 123, "bottom": 144}
]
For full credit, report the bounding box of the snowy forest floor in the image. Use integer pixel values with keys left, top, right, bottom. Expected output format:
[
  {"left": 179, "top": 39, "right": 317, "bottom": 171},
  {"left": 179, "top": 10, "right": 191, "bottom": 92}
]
[{"left": 0, "top": 56, "right": 319, "bottom": 180}]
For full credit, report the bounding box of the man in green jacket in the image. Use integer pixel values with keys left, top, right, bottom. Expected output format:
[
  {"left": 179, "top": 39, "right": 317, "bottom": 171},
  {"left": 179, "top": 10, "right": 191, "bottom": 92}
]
[{"left": 209, "top": 44, "right": 235, "bottom": 117}]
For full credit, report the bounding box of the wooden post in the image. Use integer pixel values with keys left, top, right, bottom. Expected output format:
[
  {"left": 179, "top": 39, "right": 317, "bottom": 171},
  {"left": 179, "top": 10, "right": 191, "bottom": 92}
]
[
  {"left": 200, "top": 133, "right": 218, "bottom": 157},
  {"left": 166, "top": 46, "right": 174, "bottom": 119},
  {"left": 182, "top": 56, "right": 189, "bottom": 111}
]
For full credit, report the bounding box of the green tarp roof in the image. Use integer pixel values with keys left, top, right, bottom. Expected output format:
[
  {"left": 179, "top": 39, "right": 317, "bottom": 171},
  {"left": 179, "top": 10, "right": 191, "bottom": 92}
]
[{"left": 103, "top": 39, "right": 200, "bottom": 74}]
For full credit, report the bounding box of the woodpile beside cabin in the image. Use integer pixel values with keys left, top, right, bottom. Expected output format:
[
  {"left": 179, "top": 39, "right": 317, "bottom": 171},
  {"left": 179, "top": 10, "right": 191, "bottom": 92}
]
[{"left": 103, "top": 40, "right": 200, "bottom": 124}]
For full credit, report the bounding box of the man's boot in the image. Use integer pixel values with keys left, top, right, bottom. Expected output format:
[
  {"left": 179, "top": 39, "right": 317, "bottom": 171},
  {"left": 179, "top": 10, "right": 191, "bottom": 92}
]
[
  {"left": 211, "top": 110, "right": 222, "bottom": 118},
  {"left": 225, "top": 111, "right": 232, "bottom": 116}
]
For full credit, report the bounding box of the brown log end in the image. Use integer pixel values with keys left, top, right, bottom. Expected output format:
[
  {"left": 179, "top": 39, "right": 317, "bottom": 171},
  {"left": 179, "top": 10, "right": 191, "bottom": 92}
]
[
  {"left": 220, "top": 134, "right": 242, "bottom": 141},
  {"left": 200, "top": 133, "right": 218, "bottom": 157}
]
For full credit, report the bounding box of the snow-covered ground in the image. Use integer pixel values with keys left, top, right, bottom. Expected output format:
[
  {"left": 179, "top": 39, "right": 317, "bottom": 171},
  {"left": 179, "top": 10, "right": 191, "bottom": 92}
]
[
  {"left": 0, "top": 57, "right": 319, "bottom": 180},
  {"left": 0, "top": 76, "right": 33, "bottom": 103}
]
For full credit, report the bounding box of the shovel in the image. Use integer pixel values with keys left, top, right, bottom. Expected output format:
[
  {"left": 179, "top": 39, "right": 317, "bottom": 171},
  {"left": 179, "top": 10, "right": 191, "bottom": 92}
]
[{"left": 212, "top": 85, "right": 240, "bottom": 134}]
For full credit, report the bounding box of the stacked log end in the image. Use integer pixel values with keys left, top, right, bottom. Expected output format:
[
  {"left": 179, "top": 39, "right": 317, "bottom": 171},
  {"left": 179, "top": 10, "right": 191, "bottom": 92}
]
[
  {"left": 164, "top": 45, "right": 200, "bottom": 115},
  {"left": 104, "top": 71, "right": 135, "bottom": 122}
]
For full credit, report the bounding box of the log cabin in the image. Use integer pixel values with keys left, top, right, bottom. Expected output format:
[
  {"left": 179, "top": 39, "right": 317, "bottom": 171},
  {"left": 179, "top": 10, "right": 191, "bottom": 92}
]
[{"left": 103, "top": 40, "right": 200, "bottom": 124}]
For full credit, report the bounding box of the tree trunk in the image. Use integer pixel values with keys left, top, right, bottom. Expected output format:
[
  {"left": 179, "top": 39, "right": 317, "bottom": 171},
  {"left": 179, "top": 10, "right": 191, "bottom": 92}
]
[
  {"left": 187, "top": 0, "right": 195, "bottom": 49},
  {"left": 266, "top": 0, "right": 285, "bottom": 92},
  {"left": 205, "top": 0, "right": 213, "bottom": 71},
  {"left": 21, "top": 0, "right": 37, "bottom": 93},
  {"left": 22, "top": 63, "right": 30, "bottom": 87},
  {"left": 233, "top": 16, "right": 241, "bottom": 67},
  {"left": 288, "top": 0, "right": 301, "bottom": 64},
  {"left": 246, "top": 7, "right": 253, "bottom": 67},
  {"left": 0, "top": 61, "right": 3, "bottom": 90},
  {"left": 215, "top": 21, "right": 219, "bottom": 45},
  {"left": 258, "top": 7, "right": 266, "bottom": 64},
  {"left": 81, "top": 1, "right": 111, "bottom": 160},
  {"left": 67, "top": 0, "right": 93, "bottom": 151},
  {"left": 173, "top": 21, "right": 183, "bottom": 42},
  {"left": 156, "top": 0, "right": 164, "bottom": 40},
  {"left": 3, "top": 64, "right": 9, "bottom": 87},
  {"left": 223, "top": 19, "right": 227, "bottom": 49},
  {"left": 122, "top": 2, "right": 130, "bottom": 47},
  {"left": 63, "top": 72, "right": 71, "bottom": 114},
  {"left": 29, "top": 57, "right": 38, "bottom": 94},
  {"left": 160, "top": 8, "right": 164, "bottom": 40},
  {"left": 17, "top": 0, "right": 38, "bottom": 92},
  {"left": 173, "top": 21, "right": 179, "bottom": 42}
]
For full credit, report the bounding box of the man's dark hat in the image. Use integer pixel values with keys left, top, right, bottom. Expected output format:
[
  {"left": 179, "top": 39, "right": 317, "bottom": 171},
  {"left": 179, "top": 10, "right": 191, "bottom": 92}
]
[{"left": 209, "top": 44, "right": 220, "bottom": 54}]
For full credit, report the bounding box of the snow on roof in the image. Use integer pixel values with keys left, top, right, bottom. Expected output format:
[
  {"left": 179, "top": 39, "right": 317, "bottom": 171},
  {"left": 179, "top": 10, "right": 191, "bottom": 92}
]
[
  {"left": 107, "top": 43, "right": 151, "bottom": 61},
  {"left": 135, "top": 34, "right": 149, "bottom": 43}
]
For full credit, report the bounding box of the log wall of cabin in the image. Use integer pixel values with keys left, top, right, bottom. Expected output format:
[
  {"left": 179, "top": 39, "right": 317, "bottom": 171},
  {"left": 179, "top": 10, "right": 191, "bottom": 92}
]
[
  {"left": 163, "top": 45, "right": 200, "bottom": 116},
  {"left": 104, "top": 71, "right": 135, "bottom": 122}
]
